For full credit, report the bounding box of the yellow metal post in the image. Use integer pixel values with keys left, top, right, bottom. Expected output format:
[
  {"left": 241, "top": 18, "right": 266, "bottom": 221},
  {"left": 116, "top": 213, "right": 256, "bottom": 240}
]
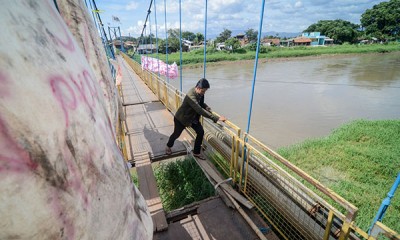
[{"left": 323, "top": 210, "right": 335, "bottom": 240}]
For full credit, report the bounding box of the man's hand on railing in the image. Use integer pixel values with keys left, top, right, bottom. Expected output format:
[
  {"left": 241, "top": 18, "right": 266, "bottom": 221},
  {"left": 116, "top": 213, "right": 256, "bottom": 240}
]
[{"left": 219, "top": 116, "right": 227, "bottom": 122}]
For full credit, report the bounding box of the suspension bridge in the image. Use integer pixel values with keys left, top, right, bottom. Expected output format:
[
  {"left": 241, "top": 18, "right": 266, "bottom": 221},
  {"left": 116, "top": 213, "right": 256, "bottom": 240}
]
[
  {"left": 1, "top": 0, "right": 399, "bottom": 239},
  {"left": 97, "top": 0, "right": 400, "bottom": 238}
]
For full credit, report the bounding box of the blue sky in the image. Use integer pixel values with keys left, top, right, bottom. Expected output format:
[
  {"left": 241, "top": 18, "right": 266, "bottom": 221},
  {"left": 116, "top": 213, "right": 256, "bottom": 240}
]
[{"left": 93, "top": 0, "right": 386, "bottom": 38}]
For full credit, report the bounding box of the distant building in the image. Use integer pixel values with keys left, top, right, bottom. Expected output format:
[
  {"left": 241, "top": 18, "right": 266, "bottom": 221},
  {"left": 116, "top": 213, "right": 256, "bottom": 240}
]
[
  {"left": 136, "top": 44, "right": 157, "bottom": 54},
  {"left": 302, "top": 32, "right": 334, "bottom": 46},
  {"left": 293, "top": 37, "right": 312, "bottom": 46},
  {"left": 280, "top": 39, "right": 293, "bottom": 47},
  {"left": 234, "top": 33, "right": 248, "bottom": 46},
  {"left": 262, "top": 38, "right": 280, "bottom": 46},
  {"left": 182, "top": 39, "right": 193, "bottom": 47},
  {"left": 216, "top": 42, "right": 229, "bottom": 51}
]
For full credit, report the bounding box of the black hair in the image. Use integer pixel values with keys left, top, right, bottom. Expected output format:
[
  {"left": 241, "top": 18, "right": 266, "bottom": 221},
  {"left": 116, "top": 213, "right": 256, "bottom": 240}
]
[{"left": 195, "top": 78, "right": 210, "bottom": 89}]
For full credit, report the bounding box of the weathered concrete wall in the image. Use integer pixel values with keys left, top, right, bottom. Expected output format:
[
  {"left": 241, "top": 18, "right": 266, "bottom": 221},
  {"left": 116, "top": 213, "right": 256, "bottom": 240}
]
[
  {"left": 0, "top": 1, "right": 152, "bottom": 239},
  {"left": 55, "top": 0, "right": 119, "bottom": 131}
]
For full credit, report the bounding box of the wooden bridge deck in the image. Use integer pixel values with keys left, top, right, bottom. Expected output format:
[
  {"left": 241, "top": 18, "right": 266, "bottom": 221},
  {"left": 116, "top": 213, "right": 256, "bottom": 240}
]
[{"left": 118, "top": 56, "right": 191, "bottom": 161}]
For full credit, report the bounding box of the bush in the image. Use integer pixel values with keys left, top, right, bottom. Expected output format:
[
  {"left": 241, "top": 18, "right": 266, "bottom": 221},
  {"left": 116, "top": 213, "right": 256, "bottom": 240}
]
[{"left": 154, "top": 157, "right": 215, "bottom": 211}]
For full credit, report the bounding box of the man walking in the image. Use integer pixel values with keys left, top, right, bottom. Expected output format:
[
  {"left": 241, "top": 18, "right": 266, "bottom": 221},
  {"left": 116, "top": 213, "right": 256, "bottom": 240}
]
[{"left": 166, "top": 78, "right": 226, "bottom": 159}]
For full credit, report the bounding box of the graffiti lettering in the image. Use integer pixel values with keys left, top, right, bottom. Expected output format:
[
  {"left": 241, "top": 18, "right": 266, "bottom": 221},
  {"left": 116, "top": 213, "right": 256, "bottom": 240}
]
[
  {"left": 50, "top": 76, "right": 77, "bottom": 127},
  {"left": 50, "top": 70, "right": 99, "bottom": 127}
]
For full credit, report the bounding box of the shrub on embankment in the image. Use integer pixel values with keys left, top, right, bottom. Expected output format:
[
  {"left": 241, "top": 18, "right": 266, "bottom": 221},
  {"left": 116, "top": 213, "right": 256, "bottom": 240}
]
[
  {"left": 277, "top": 119, "right": 400, "bottom": 233},
  {"left": 153, "top": 158, "right": 215, "bottom": 212}
]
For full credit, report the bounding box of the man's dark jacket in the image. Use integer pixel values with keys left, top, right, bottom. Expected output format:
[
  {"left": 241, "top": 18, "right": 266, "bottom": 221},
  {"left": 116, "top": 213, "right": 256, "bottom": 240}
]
[{"left": 175, "top": 87, "right": 219, "bottom": 127}]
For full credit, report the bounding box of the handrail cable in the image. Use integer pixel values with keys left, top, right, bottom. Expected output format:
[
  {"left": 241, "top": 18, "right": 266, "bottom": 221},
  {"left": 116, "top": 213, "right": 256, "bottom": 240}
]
[
  {"left": 164, "top": 0, "right": 169, "bottom": 83},
  {"left": 154, "top": 0, "right": 160, "bottom": 76},
  {"left": 203, "top": 0, "right": 208, "bottom": 78},
  {"left": 149, "top": 12, "right": 153, "bottom": 70},
  {"left": 179, "top": 0, "right": 183, "bottom": 92}
]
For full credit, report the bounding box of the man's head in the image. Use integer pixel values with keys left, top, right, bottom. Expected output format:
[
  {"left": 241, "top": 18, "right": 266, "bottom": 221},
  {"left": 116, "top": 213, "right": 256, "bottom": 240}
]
[{"left": 195, "top": 78, "right": 210, "bottom": 95}]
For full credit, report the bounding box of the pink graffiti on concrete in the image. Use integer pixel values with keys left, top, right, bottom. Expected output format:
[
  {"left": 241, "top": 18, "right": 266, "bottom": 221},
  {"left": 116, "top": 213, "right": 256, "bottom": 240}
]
[
  {"left": 50, "top": 69, "right": 100, "bottom": 127},
  {"left": 50, "top": 76, "right": 78, "bottom": 127},
  {"left": 0, "top": 117, "right": 38, "bottom": 173}
]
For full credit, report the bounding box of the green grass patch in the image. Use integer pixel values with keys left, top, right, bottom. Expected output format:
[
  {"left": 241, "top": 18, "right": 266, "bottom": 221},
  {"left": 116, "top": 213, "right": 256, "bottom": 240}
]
[
  {"left": 276, "top": 119, "right": 400, "bottom": 232},
  {"left": 154, "top": 157, "right": 216, "bottom": 212},
  {"left": 130, "top": 42, "right": 400, "bottom": 66}
]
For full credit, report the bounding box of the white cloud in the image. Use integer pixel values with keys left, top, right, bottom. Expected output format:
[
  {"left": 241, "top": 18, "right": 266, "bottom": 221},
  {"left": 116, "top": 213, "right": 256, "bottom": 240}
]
[
  {"left": 126, "top": 2, "right": 138, "bottom": 10},
  {"left": 295, "top": 1, "right": 303, "bottom": 8},
  {"left": 103, "top": 0, "right": 387, "bottom": 37}
]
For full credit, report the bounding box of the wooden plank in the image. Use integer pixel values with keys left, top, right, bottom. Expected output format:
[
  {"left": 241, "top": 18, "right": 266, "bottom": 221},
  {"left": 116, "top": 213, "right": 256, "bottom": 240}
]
[
  {"left": 195, "top": 159, "right": 254, "bottom": 209},
  {"left": 135, "top": 152, "right": 168, "bottom": 232}
]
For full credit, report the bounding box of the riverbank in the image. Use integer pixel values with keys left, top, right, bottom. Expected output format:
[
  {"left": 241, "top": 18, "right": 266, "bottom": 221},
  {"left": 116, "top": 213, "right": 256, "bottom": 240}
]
[
  {"left": 276, "top": 119, "right": 400, "bottom": 233},
  {"left": 130, "top": 42, "right": 400, "bottom": 68}
]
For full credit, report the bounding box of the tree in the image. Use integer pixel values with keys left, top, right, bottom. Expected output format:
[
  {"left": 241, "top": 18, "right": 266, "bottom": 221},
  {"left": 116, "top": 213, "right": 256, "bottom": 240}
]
[
  {"left": 216, "top": 28, "right": 232, "bottom": 43},
  {"left": 245, "top": 28, "right": 258, "bottom": 43},
  {"left": 361, "top": 0, "right": 400, "bottom": 40},
  {"left": 182, "top": 31, "right": 196, "bottom": 41},
  {"left": 195, "top": 32, "right": 204, "bottom": 44},
  {"left": 303, "top": 19, "right": 360, "bottom": 44},
  {"left": 167, "top": 28, "right": 180, "bottom": 39},
  {"left": 158, "top": 37, "right": 180, "bottom": 54},
  {"left": 225, "top": 37, "right": 241, "bottom": 52}
]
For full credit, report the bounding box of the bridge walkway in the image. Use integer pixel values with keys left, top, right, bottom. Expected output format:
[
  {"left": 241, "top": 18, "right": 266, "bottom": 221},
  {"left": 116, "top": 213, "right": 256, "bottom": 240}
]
[
  {"left": 117, "top": 56, "right": 274, "bottom": 239},
  {"left": 118, "top": 56, "right": 190, "bottom": 161}
]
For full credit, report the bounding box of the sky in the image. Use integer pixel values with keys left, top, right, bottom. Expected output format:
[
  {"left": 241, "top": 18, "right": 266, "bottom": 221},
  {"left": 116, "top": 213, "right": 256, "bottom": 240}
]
[{"left": 92, "top": 0, "right": 386, "bottom": 39}]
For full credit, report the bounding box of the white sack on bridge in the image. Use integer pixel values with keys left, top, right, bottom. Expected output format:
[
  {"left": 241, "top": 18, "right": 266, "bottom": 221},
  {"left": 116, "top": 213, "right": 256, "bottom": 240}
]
[{"left": 0, "top": 1, "right": 152, "bottom": 239}]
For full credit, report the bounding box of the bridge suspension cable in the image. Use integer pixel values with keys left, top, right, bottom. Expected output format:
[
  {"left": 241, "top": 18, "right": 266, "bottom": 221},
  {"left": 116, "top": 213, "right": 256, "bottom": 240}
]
[
  {"left": 179, "top": 0, "right": 183, "bottom": 92},
  {"left": 164, "top": 0, "right": 169, "bottom": 83},
  {"left": 246, "top": 0, "right": 266, "bottom": 134},
  {"left": 203, "top": 0, "right": 208, "bottom": 78},
  {"left": 154, "top": 0, "right": 160, "bottom": 76}
]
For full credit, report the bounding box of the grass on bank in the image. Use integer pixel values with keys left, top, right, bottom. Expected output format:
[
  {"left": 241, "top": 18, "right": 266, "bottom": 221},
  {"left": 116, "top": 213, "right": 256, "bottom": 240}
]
[
  {"left": 276, "top": 119, "right": 400, "bottom": 233},
  {"left": 129, "top": 157, "right": 215, "bottom": 212},
  {"left": 153, "top": 157, "right": 215, "bottom": 212},
  {"left": 130, "top": 42, "right": 400, "bottom": 66}
]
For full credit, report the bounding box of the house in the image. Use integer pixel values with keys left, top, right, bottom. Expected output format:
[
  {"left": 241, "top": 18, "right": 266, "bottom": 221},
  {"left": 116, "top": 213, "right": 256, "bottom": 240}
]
[
  {"left": 280, "top": 38, "right": 294, "bottom": 47},
  {"left": 182, "top": 39, "right": 193, "bottom": 47},
  {"left": 124, "top": 41, "right": 135, "bottom": 49},
  {"left": 262, "top": 38, "right": 280, "bottom": 46},
  {"left": 216, "top": 43, "right": 226, "bottom": 51},
  {"left": 234, "top": 33, "right": 248, "bottom": 46},
  {"left": 324, "top": 37, "right": 334, "bottom": 45},
  {"left": 112, "top": 40, "right": 124, "bottom": 50},
  {"left": 293, "top": 37, "right": 311, "bottom": 46},
  {"left": 302, "top": 32, "right": 333, "bottom": 46},
  {"left": 359, "top": 37, "right": 379, "bottom": 44},
  {"left": 136, "top": 44, "right": 157, "bottom": 54}
]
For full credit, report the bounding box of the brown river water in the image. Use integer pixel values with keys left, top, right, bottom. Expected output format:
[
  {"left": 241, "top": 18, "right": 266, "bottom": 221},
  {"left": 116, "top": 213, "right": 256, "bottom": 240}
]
[{"left": 169, "top": 52, "right": 400, "bottom": 149}]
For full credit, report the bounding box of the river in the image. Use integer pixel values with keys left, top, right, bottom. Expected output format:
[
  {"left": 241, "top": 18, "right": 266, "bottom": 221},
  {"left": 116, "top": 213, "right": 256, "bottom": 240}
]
[{"left": 169, "top": 52, "right": 400, "bottom": 149}]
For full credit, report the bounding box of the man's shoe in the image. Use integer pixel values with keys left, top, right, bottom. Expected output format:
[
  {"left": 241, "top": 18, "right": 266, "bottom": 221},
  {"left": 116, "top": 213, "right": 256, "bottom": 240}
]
[
  {"left": 166, "top": 147, "right": 172, "bottom": 155},
  {"left": 193, "top": 153, "right": 206, "bottom": 160}
]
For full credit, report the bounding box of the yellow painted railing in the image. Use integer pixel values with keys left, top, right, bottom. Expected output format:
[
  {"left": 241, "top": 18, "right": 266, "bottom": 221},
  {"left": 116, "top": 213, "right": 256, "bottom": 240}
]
[{"left": 121, "top": 53, "right": 399, "bottom": 240}]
